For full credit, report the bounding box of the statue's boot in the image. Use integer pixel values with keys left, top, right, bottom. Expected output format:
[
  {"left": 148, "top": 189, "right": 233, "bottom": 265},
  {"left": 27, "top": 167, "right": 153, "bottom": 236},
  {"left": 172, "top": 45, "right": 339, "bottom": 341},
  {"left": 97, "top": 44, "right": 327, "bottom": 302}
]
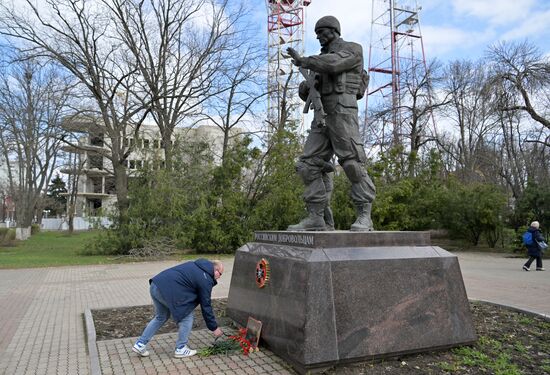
[
  {"left": 350, "top": 203, "right": 374, "bottom": 231},
  {"left": 287, "top": 202, "right": 326, "bottom": 231},
  {"left": 324, "top": 205, "right": 335, "bottom": 231}
]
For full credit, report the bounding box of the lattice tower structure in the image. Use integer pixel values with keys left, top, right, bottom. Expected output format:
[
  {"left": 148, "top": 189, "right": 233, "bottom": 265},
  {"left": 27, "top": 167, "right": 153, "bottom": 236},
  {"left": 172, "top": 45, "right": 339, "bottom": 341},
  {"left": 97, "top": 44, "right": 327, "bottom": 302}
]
[
  {"left": 366, "top": 0, "right": 435, "bottom": 150},
  {"left": 266, "top": 0, "right": 311, "bottom": 133}
]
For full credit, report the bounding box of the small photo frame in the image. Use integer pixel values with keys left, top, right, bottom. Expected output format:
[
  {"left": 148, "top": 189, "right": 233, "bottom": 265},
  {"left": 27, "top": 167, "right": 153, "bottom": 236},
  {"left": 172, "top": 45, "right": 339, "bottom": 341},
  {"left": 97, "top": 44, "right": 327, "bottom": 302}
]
[{"left": 245, "top": 317, "right": 262, "bottom": 350}]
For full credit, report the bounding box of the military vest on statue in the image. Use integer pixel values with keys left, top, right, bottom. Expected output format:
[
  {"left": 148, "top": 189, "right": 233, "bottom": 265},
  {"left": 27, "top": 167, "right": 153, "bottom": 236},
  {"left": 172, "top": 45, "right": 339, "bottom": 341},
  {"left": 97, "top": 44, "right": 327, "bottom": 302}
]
[{"left": 318, "top": 38, "right": 364, "bottom": 114}]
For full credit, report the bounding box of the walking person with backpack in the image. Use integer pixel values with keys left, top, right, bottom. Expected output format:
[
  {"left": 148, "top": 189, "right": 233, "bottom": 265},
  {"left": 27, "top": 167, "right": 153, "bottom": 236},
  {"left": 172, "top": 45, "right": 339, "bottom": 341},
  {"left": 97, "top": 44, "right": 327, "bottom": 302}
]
[{"left": 522, "top": 221, "right": 546, "bottom": 271}]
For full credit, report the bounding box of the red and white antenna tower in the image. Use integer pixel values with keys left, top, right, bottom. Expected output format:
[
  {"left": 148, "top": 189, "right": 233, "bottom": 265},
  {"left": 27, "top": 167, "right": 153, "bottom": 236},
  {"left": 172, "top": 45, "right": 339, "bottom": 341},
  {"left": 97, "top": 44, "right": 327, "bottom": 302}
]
[
  {"left": 266, "top": 0, "right": 311, "bottom": 132},
  {"left": 366, "top": 0, "right": 434, "bottom": 149}
]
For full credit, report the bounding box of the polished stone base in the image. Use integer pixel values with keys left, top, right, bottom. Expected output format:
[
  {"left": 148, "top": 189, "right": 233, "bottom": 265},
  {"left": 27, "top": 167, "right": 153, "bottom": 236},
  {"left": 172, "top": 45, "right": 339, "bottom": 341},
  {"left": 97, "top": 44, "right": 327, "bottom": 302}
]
[{"left": 227, "top": 231, "right": 476, "bottom": 374}]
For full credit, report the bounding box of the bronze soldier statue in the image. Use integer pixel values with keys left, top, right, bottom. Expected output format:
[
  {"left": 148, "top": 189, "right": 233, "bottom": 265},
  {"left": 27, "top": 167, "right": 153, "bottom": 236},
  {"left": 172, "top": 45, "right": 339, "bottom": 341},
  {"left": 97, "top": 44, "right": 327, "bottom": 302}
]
[{"left": 287, "top": 15, "right": 375, "bottom": 231}]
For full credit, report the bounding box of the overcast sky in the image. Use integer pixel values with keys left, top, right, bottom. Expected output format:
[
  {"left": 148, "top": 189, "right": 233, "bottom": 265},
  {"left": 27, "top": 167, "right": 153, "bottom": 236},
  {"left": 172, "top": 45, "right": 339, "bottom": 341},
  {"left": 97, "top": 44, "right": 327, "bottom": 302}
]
[{"left": 252, "top": 0, "right": 550, "bottom": 63}]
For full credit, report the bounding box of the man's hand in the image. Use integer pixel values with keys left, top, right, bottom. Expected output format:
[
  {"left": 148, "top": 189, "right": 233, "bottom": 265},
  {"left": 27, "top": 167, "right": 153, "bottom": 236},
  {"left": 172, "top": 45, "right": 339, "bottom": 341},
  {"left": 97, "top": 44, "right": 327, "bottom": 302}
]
[
  {"left": 212, "top": 327, "right": 223, "bottom": 337},
  {"left": 287, "top": 47, "right": 303, "bottom": 66}
]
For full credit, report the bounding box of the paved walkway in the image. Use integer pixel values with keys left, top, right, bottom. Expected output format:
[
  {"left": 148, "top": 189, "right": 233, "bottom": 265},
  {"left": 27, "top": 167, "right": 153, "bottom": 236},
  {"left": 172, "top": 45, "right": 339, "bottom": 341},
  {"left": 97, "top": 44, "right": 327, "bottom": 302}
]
[
  {"left": 0, "top": 252, "right": 548, "bottom": 375},
  {"left": 455, "top": 252, "right": 550, "bottom": 317}
]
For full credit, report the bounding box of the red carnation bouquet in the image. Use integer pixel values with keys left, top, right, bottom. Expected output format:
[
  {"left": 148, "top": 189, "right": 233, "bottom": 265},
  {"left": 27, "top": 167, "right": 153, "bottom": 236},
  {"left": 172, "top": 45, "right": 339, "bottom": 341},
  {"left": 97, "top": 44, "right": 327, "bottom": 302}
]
[{"left": 198, "top": 328, "right": 253, "bottom": 357}]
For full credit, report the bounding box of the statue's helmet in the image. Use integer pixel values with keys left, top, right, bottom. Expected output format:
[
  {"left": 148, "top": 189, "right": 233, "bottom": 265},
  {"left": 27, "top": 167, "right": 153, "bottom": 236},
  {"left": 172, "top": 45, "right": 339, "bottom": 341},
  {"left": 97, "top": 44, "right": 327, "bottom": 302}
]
[{"left": 314, "top": 16, "right": 341, "bottom": 35}]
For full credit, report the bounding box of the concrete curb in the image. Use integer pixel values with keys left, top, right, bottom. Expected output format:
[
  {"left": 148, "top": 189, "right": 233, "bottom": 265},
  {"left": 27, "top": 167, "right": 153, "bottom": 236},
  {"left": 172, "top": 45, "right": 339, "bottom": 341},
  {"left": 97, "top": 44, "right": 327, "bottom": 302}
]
[
  {"left": 470, "top": 299, "right": 550, "bottom": 321},
  {"left": 84, "top": 309, "right": 101, "bottom": 375}
]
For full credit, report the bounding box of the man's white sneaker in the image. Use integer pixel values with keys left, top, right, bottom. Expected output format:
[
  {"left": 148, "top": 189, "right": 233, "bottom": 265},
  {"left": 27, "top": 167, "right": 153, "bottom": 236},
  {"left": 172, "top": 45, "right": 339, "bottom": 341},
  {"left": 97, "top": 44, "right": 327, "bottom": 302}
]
[
  {"left": 522, "top": 265, "right": 530, "bottom": 271},
  {"left": 174, "top": 345, "right": 197, "bottom": 358},
  {"left": 132, "top": 341, "right": 150, "bottom": 357}
]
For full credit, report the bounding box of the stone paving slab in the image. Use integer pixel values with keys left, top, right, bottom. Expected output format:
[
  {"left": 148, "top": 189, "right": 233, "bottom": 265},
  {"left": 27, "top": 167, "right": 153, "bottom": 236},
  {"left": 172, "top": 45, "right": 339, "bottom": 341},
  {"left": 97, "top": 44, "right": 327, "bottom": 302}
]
[
  {"left": 97, "top": 329, "right": 295, "bottom": 375},
  {"left": 0, "top": 268, "right": 48, "bottom": 354}
]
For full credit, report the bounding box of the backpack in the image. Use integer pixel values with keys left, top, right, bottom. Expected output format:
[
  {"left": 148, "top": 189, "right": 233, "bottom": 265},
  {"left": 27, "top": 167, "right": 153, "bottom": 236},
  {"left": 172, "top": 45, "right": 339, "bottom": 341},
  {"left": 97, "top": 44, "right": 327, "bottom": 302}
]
[{"left": 522, "top": 231, "right": 534, "bottom": 246}]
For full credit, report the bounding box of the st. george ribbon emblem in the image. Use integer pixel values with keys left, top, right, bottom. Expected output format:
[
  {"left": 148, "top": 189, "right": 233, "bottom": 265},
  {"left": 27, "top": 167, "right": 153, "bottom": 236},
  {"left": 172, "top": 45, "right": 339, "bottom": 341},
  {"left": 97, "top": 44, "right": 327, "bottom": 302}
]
[{"left": 255, "top": 258, "right": 270, "bottom": 288}]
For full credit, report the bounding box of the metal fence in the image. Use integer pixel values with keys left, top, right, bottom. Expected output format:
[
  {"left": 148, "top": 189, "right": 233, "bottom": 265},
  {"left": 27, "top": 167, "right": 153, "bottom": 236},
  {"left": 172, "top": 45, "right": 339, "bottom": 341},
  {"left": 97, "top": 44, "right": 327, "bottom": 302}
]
[{"left": 40, "top": 217, "right": 112, "bottom": 231}]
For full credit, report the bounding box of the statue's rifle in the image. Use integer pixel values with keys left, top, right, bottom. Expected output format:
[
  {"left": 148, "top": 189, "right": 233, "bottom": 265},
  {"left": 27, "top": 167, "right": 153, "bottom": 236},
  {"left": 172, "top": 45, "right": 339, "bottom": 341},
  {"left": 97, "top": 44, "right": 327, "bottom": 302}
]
[{"left": 299, "top": 67, "right": 326, "bottom": 128}]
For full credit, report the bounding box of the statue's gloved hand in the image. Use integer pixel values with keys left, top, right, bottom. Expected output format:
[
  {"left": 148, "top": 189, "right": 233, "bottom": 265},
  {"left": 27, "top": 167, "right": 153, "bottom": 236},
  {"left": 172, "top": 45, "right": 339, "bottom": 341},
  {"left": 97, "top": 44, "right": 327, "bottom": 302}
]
[{"left": 287, "top": 47, "right": 303, "bottom": 66}]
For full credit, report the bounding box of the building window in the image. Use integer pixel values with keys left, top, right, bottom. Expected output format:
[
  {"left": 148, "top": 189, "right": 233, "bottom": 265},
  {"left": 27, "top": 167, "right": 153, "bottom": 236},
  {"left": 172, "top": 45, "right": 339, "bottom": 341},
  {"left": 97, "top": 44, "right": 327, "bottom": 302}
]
[
  {"left": 89, "top": 154, "right": 103, "bottom": 169},
  {"left": 143, "top": 139, "right": 150, "bottom": 149},
  {"left": 90, "top": 134, "right": 104, "bottom": 147},
  {"left": 123, "top": 138, "right": 129, "bottom": 147},
  {"left": 136, "top": 138, "right": 143, "bottom": 149},
  {"left": 153, "top": 139, "right": 159, "bottom": 149},
  {"left": 130, "top": 138, "right": 135, "bottom": 147},
  {"left": 136, "top": 160, "right": 143, "bottom": 169},
  {"left": 105, "top": 177, "right": 116, "bottom": 194},
  {"left": 91, "top": 177, "right": 102, "bottom": 194},
  {"left": 129, "top": 160, "right": 136, "bottom": 169}
]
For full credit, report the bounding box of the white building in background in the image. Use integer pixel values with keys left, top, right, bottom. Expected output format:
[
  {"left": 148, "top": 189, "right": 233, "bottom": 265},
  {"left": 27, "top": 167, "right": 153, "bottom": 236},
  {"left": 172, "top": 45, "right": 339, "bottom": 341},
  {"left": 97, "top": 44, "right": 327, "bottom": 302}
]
[{"left": 61, "top": 118, "right": 238, "bottom": 218}]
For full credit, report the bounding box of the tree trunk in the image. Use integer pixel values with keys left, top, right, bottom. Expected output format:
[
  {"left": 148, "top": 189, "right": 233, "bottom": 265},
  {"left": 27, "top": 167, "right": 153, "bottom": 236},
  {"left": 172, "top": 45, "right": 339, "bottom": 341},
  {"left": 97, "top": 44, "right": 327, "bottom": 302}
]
[
  {"left": 162, "top": 131, "right": 174, "bottom": 171},
  {"left": 15, "top": 227, "right": 31, "bottom": 240},
  {"left": 15, "top": 198, "right": 34, "bottom": 228},
  {"left": 68, "top": 203, "right": 75, "bottom": 233},
  {"left": 113, "top": 161, "right": 129, "bottom": 225},
  {"left": 222, "top": 129, "right": 230, "bottom": 166}
]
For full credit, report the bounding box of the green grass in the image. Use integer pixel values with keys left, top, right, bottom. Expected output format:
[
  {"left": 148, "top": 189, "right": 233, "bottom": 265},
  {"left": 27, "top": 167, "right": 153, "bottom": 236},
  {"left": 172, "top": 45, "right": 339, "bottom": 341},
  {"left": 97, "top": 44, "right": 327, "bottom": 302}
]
[
  {"left": 437, "top": 361, "right": 459, "bottom": 372},
  {"left": 451, "top": 336, "right": 522, "bottom": 375},
  {"left": 0, "top": 231, "right": 114, "bottom": 268},
  {"left": 0, "top": 230, "right": 234, "bottom": 269},
  {"left": 518, "top": 317, "right": 534, "bottom": 325}
]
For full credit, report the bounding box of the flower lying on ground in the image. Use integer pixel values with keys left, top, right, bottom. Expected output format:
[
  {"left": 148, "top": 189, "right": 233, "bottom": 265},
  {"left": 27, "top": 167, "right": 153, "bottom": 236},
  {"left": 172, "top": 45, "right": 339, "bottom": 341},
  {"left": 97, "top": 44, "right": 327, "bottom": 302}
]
[
  {"left": 229, "top": 328, "right": 252, "bottom": 355},
  {"left": 198, "top": 328, "right": 253, "bottom": 357}
]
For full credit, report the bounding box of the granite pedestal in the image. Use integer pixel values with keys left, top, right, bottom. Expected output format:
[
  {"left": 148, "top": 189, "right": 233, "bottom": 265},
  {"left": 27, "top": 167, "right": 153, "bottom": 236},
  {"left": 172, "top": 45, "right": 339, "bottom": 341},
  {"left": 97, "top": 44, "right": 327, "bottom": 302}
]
[{"left": 227, "top": 231, "right": 476, "bottom": 373}]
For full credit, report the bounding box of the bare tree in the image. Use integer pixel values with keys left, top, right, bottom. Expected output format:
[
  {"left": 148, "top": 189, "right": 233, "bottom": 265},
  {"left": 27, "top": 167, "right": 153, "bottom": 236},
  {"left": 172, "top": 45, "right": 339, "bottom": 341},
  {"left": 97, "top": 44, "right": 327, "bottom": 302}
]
[
  {"left": 487, "top": 40, "right": 550, "bottom": 146},
  {"left": 0, "top": 57, "right": 71, "bottom": 238},
  {"left": 494, "top": 108, "right": 527, "bottom": 199},
  {"left": 364, "top": 59, "right": 446, "bottom": 179},
  {"left": 0, "top": 189, "right": 7, "bottom": 223},
  {"left": 439, "top": 59, "right": 499, "bottom": 182},
  {"left": 200, "top": 43, "right": 267, "bottom": 164},
  {"left": 486, "top": 84, "right": 544, "bottom": 199},
  {"left": 398, "top": 59, "right": 447, "bottom": 176},
  {"left": 103, "top": 0, "right": 248, "bottom": 169},
  {"left": 0, "top": 0, "right": 150, "bottom": 223},
  {"left": 484, "top": 41, "right": 550, "bottom": 195},
  {"left": 63, "top": 149, "right": 86, "bottom": 233}
]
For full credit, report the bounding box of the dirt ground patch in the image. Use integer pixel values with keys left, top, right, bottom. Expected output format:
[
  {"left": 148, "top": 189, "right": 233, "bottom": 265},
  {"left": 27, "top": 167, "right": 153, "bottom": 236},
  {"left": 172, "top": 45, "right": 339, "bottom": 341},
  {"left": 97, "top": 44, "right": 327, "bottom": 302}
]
[
  {"left": 91, "top": 300, "right": 550, "bottom": 374},
  {"left": 92, "top": 299, "right": 232, "bottom": 341}
]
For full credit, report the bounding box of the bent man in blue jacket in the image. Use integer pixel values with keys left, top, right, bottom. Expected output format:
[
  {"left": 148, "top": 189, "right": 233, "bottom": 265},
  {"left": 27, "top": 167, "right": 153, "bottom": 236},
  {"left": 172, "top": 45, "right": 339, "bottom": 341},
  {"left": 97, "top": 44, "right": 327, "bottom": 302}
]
[{"left": 132, "top": 259, "right": 224, "bottom": 358}]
